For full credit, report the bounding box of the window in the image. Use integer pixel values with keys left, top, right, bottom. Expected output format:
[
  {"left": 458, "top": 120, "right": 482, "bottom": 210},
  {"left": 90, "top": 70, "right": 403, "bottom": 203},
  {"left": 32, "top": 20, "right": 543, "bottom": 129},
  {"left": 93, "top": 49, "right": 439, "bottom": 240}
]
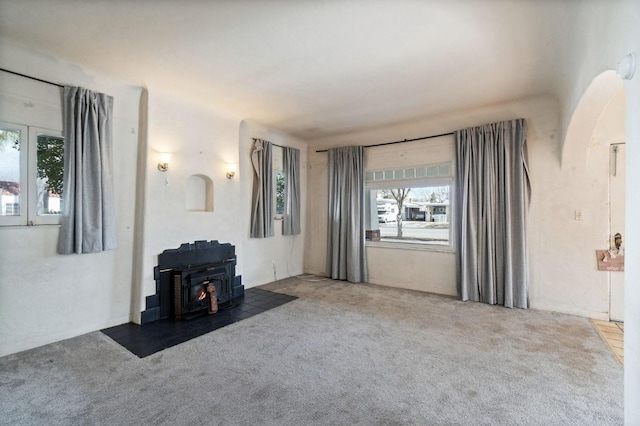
[
  {"left": 273, "top": 146, "right": 285, "bottom": 219},
  {"left": 275, "top": 170, "right": 285, "bottom": 217},
  {"left": 365, "top": 164, "right": 453, "bottom": 248},
  {"left": 0, "top": 121, "right": 64, "bottom": 226}
]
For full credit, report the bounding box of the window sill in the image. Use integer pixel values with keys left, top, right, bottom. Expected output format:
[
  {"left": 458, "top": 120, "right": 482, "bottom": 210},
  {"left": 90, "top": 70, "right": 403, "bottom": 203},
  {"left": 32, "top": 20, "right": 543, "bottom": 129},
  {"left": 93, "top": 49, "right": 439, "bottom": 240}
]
[
  {"left": 0, "top": 223, "right": 61, "bottom": 228},
  {"left": 365, "top": 240, "right": 454, "bottom": 253}
]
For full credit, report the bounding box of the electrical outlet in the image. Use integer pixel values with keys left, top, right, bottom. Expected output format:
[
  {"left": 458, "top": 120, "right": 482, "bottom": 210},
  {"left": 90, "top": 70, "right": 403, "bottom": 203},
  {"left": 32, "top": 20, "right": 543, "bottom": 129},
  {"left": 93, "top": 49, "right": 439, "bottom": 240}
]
[{"left": 574, "top": 210, "right": 584, "bottom": 221}]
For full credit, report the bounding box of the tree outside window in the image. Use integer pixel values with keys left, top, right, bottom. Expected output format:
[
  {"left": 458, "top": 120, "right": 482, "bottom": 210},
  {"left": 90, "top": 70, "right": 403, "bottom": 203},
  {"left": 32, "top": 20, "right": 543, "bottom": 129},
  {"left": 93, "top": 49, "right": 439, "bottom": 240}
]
[
  {"left": 372, "top": 185, "right": 451, "bottom": 245},
  {"left": 36, "top": 134, "right": 64, "bottom": 214}
]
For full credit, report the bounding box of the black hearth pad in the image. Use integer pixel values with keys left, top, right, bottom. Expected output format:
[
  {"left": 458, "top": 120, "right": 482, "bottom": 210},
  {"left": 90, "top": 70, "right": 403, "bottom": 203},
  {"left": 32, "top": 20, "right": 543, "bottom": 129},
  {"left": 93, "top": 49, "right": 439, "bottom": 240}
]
[{"left": 101, "top": 288, "right": 297, "bottom": 358}]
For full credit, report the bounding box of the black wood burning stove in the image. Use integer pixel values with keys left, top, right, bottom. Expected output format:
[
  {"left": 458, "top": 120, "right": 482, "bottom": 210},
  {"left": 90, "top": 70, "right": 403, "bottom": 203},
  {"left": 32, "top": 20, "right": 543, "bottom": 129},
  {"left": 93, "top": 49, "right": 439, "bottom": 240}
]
[
  {"left": 141, "top": 240, "right": 244, "bottom": 324},
  {"left": 172, "top": 261, "right": 233, "bottom": 319}
]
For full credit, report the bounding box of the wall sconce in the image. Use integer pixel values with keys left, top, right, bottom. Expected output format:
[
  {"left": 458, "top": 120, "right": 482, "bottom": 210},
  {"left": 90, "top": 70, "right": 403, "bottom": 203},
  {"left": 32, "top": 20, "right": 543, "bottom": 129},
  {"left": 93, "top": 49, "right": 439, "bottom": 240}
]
[
  {"left": 226, "top": 163, "right": 237, "bottom": 179},
  {"left": 158, "top": 152, "right": 171, "bottom": 172}
]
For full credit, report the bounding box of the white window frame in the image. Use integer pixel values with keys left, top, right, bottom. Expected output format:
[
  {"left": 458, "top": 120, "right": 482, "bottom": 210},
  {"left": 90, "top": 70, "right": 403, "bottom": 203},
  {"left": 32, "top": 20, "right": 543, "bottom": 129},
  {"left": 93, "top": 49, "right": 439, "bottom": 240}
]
[
  {"left": 0, "top": 121, "right": 27, "bottom": 226},
  {"left": 365, "top": 163, "right": 454, "bottom": 251},
  {"left": 0, "top": 121, "right": 63, "bottom": 226}
]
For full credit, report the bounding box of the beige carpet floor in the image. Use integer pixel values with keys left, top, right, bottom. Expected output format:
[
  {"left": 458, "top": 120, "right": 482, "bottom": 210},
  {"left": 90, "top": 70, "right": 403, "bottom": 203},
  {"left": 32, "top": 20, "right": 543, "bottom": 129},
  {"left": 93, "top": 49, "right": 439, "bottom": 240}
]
[{"left": 0, "top": 277, "right": 624, "bottom": 425}]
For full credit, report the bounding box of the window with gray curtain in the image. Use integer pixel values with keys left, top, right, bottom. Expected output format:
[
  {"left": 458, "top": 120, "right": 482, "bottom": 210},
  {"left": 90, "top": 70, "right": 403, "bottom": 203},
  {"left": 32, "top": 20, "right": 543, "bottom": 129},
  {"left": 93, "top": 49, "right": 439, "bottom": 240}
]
[
  {"left": 282, "top": 146, "right": 301, "bottom": 235},
  {"left": 327, "top": 146, "right": 368, "bottom": 283},
  {"left": 455, "top": 118, "right": 530, "bottom": 308},
  {"left": 58, "top": 86, "right": 117, "bottom": 254},
  {"left": 250, "top": 139, "right": 274, "bottom": 238}
]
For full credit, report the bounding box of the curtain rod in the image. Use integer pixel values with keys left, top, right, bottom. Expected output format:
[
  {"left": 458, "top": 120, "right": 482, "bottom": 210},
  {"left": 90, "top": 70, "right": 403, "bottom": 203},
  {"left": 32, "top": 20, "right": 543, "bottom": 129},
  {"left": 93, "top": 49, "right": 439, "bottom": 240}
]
[
  {"left": 252, "top": 137, "right": 285, "bottom": 149},
  {"left": 314, "top": 131, "right": 455, "bottom": 153},
  {"left": 0, "top": 68, "right": 64, "bottom": 88}
]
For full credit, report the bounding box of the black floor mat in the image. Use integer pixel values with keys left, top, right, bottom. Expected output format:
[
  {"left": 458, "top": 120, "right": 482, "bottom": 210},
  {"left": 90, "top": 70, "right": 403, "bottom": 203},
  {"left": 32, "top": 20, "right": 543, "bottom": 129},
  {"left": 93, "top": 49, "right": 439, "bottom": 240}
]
[{"left": 101, "top": 288, "right": 296, "bottom": 358}]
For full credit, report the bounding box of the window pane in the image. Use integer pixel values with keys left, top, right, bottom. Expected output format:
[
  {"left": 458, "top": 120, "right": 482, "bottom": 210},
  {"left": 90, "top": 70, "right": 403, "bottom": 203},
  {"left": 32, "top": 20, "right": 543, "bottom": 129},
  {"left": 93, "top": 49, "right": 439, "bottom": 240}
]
[
  {"left": 0, "top": 128, "right": 22, "bottom": 216},
  {"left": 275, "top": 171, "right": 285, "bottom": 216},
  {"left": 372, "top": 185, "right": 450, "bottom": 245},
  {"left": 36, "top": 134, "right": 64, "bottom": 215}
]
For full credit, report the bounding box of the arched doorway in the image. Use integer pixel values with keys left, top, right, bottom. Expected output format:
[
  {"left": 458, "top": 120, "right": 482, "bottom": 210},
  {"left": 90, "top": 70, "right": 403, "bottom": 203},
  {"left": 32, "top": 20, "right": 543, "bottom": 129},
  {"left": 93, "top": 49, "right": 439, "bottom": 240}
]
[{"left": 562, "top": 71, "right": 626, "bottom": 321}]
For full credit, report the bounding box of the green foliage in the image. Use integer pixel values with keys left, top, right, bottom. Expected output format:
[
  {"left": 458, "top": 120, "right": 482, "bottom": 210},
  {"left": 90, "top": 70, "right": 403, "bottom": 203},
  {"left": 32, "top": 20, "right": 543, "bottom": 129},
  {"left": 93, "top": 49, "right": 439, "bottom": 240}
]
[
  {"left": 0, "top": 129, "right": 20, "bottom": 151},
  {"left": 276, "top": 171, "right": 285, "bottom": 215},
  {"left": 36, "top": 135, "right": 64, "bottom": 196}
]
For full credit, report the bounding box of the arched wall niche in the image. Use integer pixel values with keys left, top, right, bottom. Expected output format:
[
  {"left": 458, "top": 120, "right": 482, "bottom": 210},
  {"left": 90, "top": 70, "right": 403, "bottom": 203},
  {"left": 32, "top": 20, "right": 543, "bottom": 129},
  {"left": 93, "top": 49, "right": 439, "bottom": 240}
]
[{"left": 186, "top": 174, "right": 214, "bottom": 212}]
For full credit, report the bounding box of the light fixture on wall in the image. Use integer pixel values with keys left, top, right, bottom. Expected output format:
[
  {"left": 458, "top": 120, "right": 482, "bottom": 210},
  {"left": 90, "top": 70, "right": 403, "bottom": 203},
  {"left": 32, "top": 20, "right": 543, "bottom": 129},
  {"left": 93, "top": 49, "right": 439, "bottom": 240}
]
[
  {"left": 158, "top": 152, "right": 171, "bottom": 172},
  {"left": 226, "top": 163, "right": 237, "bottom": 179},
  {"left": 616, "top": 53, "right": 636, "bottom": 80}
]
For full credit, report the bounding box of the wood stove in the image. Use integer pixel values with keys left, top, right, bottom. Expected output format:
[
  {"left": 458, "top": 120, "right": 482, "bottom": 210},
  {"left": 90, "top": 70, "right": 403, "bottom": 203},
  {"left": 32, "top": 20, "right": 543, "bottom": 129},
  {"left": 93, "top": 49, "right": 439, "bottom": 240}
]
[
  {"left": 172, "top": 261, "right": 233, "bottom": 319},
  {"left": 141, "top": 240, "right": 244, "bottom": 324}
]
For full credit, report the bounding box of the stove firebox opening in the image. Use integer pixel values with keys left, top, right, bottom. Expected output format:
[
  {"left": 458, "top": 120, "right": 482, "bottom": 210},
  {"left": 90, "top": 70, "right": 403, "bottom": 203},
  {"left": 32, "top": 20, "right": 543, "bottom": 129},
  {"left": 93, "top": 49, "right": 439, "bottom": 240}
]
[{"left": 173, "top": 263, "right": 233, "bottom": 319}]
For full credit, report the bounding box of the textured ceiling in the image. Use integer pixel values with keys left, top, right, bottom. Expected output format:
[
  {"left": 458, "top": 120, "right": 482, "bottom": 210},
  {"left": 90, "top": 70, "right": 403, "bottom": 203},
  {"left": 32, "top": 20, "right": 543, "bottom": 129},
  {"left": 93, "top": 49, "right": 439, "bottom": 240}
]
[{"left": 0, "top": 0, "right": 571, "bottom": 140}]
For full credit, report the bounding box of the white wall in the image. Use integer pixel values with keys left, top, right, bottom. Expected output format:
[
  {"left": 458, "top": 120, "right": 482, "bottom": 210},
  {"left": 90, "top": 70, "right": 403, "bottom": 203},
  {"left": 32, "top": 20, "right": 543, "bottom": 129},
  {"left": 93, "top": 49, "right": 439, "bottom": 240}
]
[
  {"left": 0, "top": 42, "right": 141, "bottom": 357},
  {"left": 130, "top": 101, "right": 309, "bottom": 321},
  {"left": 306, "top": 89, "right": 627, "bottom": 319},
  {"left": 555, "top": 1, "right": 638, "bottom": 153},
  {"left": 0, "top": 44, "right": 310, "bottom": 350},
  {"left": 364, "top": 136, "right": 456, "bottom": 295},
  {"left": 550, "top": 1, "right": 640, "bottom": 421},
  {"left": 238, "top": 120, "right": 307, "bottom": 286},
  {"left": 0, "top": 45, "right": 310, "bottom": 347},
  {"left": 529, "top": 78, "right": 625, "bottom": 319},
  {"left": 305, "top": 134, "right": 458, "bottom": 295},
  {"left": 306, "top": 96, "right": 563, "bottom": 301},
  {"left": 624, "top": 66, "right": 640, "bottom": 426},
  {"left": 131, "top": 89, "right": 243, "bottom": 323}
]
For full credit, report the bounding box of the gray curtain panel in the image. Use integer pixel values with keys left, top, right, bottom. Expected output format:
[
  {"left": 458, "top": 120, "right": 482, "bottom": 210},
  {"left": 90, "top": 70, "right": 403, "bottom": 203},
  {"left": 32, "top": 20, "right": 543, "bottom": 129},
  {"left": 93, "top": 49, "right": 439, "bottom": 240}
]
[
  {"left": 283, "top": 146, "right": 301, "bottom": 235},
  {"left": 326, "top": 146, "right": 368, "bottom": 283},
  {"left": 58, "top": 86, "right": 117, "bottom": 254},
  {"left": 455, "top": 118, "right": 531, "bottom": 308},
  {"left": 250, "top": 139, "right": 274, "bottom": 238}
]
